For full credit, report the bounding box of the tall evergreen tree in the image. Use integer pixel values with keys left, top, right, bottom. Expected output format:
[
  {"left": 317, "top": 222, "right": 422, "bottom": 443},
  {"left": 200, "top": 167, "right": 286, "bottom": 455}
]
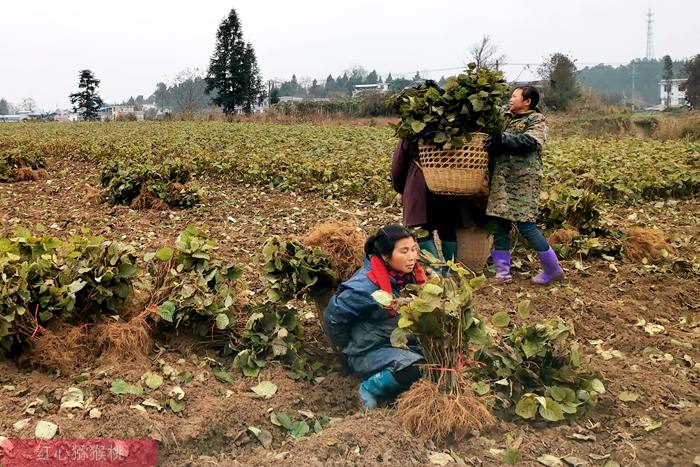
[
  {"left": 0, "top": 98, "right": 9, "bottom": 115},
  {"left": 385, "top": 73, "right": 393, "bottom": 84},
  {"left": 69, "top": 69, "right": 104, "bottom": 121},
  {"left": 241, "top": 43, "right": 266, "bottom": 112},
  {"left": 680, "top": 54, "right": 700, "bottom": 108},
  {"left": 365, "top": 69, "right": 379, "bottom": 84},
  {"left": 205, "top": 8, "right": 263, "bottom": 114},
  {"left": 662, "top": 54, "right": 674, "bottom": 107}
]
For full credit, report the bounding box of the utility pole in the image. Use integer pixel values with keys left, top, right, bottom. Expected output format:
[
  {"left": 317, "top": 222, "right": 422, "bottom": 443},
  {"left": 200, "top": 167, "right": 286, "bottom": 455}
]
[
  {"left": 645, "top": 9, "right": 654, "bottom": 60},
  {"left": 631, "top": 63, "right": 638, "bottom": 111}
]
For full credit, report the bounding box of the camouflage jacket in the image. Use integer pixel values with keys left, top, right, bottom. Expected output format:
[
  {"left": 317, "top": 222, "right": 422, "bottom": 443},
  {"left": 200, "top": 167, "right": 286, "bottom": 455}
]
[{"left": 486, "top": 110, "right": 548, "bottom": 222}]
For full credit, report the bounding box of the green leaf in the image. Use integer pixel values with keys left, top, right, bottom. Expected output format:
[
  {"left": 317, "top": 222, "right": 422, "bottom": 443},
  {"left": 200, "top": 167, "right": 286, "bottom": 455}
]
[
  {"left": 371, "top": 290, "right": 394, "bottom": 307},
  {"left": 549, "top": 386, "right": 573, "bottom": 402},
  {"left": 272, "top": 412, "right": 294, "bottom": 430},
  {"left": 290, "top": 420, "right": 310, "bottom": 438},
  {"left": 590, "top": 378, "right": 606, "bottom": 393},
  {"left": 410, "top": 120, "right": 427, "bottom": 133},
  {"left": 570, "top": 342, "right": 581, "bottom": 368},
  {"left": 142, "top": 372, "right": 163, "bottom": 390},
  {"left": 157, "top": 301, "right": 175, "bottom": 322},
  {"left": 472, "top": 381, "right": 491, "bottom": 396},
  {"left": 618, "top": 391, "right": 639, "bottom": 402},
  {"left": 390, "top": 327, "right": 409, "bottom": 348},
  {"left": 503, "top": 448, "right": 521, "bottom": 465},
  {"left": 169, "top": 398, "right": 186, "bottom": 413},
  {"left": 491, "top": 311, "right": 510, "bottom": 328},
  {"left": 515, "top": 395, "right": 538, "bottom": 419},
  {"left": 110, "top": 378, "right": 143, "bottom": 396},
  {"left": 213, "top": 368, "right": 235, "bottom": 384},
  {"left": 156, "top": 246, "right": 174, "bottom": 261},
  {"left": 250, "top": 381, "right": 277, "bottom": 399},
  {"left": 516, "top": 299, "right": 530, "bottom": 318},
  {"left": 248, "top": 426, "right": 272, "bottom": 449},
  {"left": 215, "top": 313, "right": 229, "bottom": 330},
  {"left": 538, "top": 397, "right": 565, "bottom": 422},
  {"left": 422, "top": 283, "right": 443, "bottom": 295}
]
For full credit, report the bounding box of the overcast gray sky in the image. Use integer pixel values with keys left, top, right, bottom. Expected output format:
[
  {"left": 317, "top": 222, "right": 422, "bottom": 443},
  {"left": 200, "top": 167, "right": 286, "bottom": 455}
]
[{"left": 1, "top": 0, "right": 698, "bottom": 111}]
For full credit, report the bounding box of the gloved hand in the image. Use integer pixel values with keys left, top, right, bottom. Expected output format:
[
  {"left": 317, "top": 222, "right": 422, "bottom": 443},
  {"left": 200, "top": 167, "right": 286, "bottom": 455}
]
[
  {"left": 485, "top": 132, "right": 502, "bottom": 149},
  {"left": 485, "top": 132, "right": 502, "bottom": 157},
  {"left": 499, "top": 132, "right": 539, "bottom": 155}
]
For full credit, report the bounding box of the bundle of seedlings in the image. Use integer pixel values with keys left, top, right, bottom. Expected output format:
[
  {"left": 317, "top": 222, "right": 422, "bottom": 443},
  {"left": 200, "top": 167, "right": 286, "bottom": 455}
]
[
  {"left": 98, "top": 158, "right": 200, "bottom": 209},
  {"left": 231, "top": 300, "right": 307, "bottom": 377},
  {"left": 0, "top": 147, "right": 47, "bottom": 182},
  {"left": 261, "top": 237, "right": 337, "bottom": 304},
  {"left": 0, "top": 228, "right": 141, "bottom": 366},
  {"left": 389, "top": 64, "right": 509, "bottom": 149},
  {"left": 146, "top": 226, "right": 245, "bottom": 342},
  {"left": 472, "top": 318, "right": 605, "bottom": 422},
  {"left": 297, "top": 221, "right": 365, "bottom": 283},
  {"left": 372, "top": 263, "right": 495, "bottom": 442}
]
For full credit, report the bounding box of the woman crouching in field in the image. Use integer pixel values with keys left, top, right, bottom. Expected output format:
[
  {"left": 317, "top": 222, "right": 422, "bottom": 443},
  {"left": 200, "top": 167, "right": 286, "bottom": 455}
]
[{"left": 324, "top": 224, "right": 426, "bottom": 409}]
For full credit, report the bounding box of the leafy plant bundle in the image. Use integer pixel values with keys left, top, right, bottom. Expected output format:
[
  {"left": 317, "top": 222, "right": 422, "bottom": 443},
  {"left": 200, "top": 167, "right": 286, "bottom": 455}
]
[
  {"left": 232, "top": 301, "right": 309, "bottom": 378},
  {"left": 98, "top": 158, "right": 200, "bottom": 208},
  {"left": 374, "top": 263, "right": 488, "bottom": 394},
  {"left": 147, "top": 226, "right": 243, "bottom": 335},
  {"left": 0, "top": 228, "right": 139, "bottom": 356},
  {"left": 473, "top": 319, "right": 605, "bottom": 422},
  {"left": 390, "top": 64, "right": 509, "bottom": 148},
  {"left": 261, "top": 237, "right": 337, "bottom": 303},
  {"left": 0, "top": 147, "right": 46, "bottom": 182}
]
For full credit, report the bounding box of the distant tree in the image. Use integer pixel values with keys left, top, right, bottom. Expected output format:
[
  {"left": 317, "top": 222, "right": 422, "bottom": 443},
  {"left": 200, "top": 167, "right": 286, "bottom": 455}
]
[
  {"left": 241, "top": 43, "right": 266, "bottom": 111},
  {"left": 205, "top": 8, "right": 264, "bottom": 114},
  {"left": 20, "top": 97, "right": 37, "bottom": 112},
  {"left": 154, "top": 82, "right": 169, "bottom": 110},
  {"left": 385, "top": 73, "right": 393, "bottom": 84},
  {"left": 365, "top": 69, "right": 379, "bottom": 84},
  {"left": 412, "top": 71, "right": 422, "bottom": 81},
  {"left": 0, "top": 98, "right": 10, "bottom": 115},
  {"left": 324, "top": 74, "right": 337, "bottom": 95},
  {"left": 469, "top": 35, "right": 506, "bottom": 69},
  {"left": 437, "top": 75, "right": 448, "bottom": 87},
  {"left": 279, "top": 74, "right": 302, "bottom": 97},
  {"left": 680, "top": 54, "right": 700, "bottom": 108},
  {"left": 171, "top": 68, "right": 211, "bottom": 114},
  {"left": 538, "top": 53, "right": 579, "bottom": 111},
  {"left": 270, "top": 87, "right": 280, "bottom": 105},
  {"left": 308, "top": 79, "right": 324, "bottom": 98},
  {"left": 134, "top": 95, "right": 145, "bottom": 110},
  {"left": 69, "top": 70, "right": 104, "bottom": 121},
  {"left": 662, "top": 54, "right": 674, "bottom": 107}
]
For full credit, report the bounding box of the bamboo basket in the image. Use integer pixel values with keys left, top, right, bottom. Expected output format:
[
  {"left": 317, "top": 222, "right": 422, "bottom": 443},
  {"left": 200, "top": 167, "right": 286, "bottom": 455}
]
[
  {"left": 418, "top": 132, "right": 489, "bottom": 197},
  {"left": 456, "top": 226, "right": 493, "bottom": 272}
]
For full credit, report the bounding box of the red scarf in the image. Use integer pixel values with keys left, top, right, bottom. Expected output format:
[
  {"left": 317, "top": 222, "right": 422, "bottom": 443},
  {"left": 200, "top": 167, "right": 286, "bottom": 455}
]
[{"left": 366, "top": 256, "right": 427, "bottom": 315}]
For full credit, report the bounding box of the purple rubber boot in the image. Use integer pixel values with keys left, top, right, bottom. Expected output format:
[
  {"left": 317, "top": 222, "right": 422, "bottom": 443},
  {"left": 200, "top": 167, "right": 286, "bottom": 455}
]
[
  {"left": 491, "top": 250, "right": 512, "bottom": 284},
  {"left": 532, "top": 247, "right": 564, "bottom": 285}
]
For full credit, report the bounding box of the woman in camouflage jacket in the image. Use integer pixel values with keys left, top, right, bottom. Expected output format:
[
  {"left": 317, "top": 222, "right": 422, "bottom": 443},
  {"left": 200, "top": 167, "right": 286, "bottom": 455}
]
[{"left": 486, "top": 86, "right": 563, "bottom": 285}]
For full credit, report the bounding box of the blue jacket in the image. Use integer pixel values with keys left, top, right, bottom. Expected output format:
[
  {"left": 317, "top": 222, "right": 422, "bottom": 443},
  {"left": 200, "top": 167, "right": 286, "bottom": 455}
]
[{"left": 324, "top": 259, "right": 424, "bottom": 377}]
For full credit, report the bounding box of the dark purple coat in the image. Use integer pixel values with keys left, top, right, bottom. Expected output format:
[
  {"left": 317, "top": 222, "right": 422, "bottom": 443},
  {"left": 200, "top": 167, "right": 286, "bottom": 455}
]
[{"left": 391, "top": 140, "right": 488, "bottom": 229}]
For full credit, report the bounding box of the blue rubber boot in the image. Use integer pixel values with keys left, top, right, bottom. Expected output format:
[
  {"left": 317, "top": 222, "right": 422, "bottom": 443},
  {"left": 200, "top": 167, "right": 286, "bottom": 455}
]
[
  {"left": 418, "top": 238, "right": 440, "bottom": 260},
  {"left": 358, "top": 370, "right": 404, "bottom": 410},
  {"left": 441, "top": 241, "right": 458, "bottom": 262}
]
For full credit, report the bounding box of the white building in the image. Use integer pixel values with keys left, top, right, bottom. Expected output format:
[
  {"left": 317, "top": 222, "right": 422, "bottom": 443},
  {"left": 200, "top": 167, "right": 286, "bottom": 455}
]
[
  {"left": 352, "top": 83, "right": 390, "bottom": 97},
  {"left": 659, "top": 79, "right": 687, "bottom": 108}
]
